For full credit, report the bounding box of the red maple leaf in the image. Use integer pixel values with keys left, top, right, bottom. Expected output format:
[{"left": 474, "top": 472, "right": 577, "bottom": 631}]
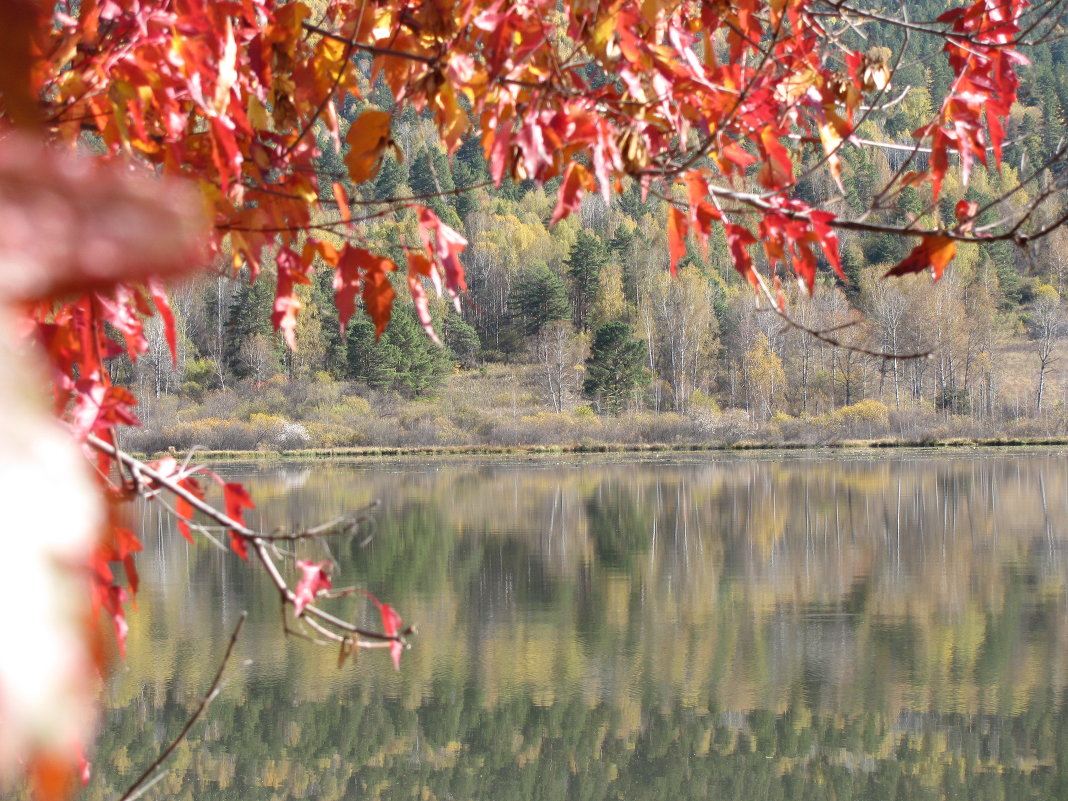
[
  {"left": 362, "top": 589, "right": 404, "bottom": 670},
  {"left": 293, "top": 560, "right": 332, "bottom": 617},
  {"left": 223, "top": 482, "right": 255, "bottom": 560}
]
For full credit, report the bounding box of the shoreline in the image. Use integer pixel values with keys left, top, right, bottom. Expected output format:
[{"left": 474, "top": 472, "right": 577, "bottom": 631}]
[{"left": 141, "top": 436, "right": 1068, "bottom": 462}]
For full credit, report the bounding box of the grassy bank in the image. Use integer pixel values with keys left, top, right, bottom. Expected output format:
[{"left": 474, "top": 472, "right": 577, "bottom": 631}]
[
  {"left": 137, "top": 436, "right": 1068, "bottom": 462},
  {"left": 126, "top": 363, "right": 1068, "bottom": 461}
]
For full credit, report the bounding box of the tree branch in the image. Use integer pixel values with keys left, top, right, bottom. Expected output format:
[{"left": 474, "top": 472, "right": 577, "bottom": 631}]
[
  {"left": 86, "top": 435, "right": 407, "bottom": 646},
  {"left": 116, "top": 612, "right": 247, "bottom": 801},
  {"left": 301, "top": 21, "right": 437, "bottom": 65}
]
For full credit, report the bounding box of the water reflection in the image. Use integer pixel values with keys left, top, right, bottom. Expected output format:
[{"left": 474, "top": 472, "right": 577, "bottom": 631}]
[{"left": 79, "top": 450, "right": 1068, "bottom": 800}]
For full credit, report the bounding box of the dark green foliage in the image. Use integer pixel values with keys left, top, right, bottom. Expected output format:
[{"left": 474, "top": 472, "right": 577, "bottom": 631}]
[
  {"left": 443, "top": 310, "right": 481, "bottom": 368},
  {"left": 567, "top": 230, "right": 608, "bottom": 331},
  {"left": 345, "top": 303, "right": 453, "bottom": 396},
  {"left": 224, "top": 269, "right": 279, "bottom": 378},
  {"left": 864, "top": 231, "right": 910, "bottom": 267},
  {"left": 583, "top": 320, "right": 647, "bottom": 413},
  {"left": 991, "top": 247, "right": 1022, "bottom": 307},
  {"left": 585, "top": 480, "right": 652, "bottom": 570},
  {"left": 455, "top": 135, "right": 490, "bottom": 181},
  {"left": 512, "top": 262, "right": 572, "bottom": 336},
  {"left": 409, "top": 146, "right": 457, "bottom": 218},
  {"left": 844, "top": 150, "right": 880, "bottom": 216},
  {"left": 372, "top": 153, "right": 407, "bottom": 201},
  {"left": 617, "top": 178, "right": 654, "bottom": 219}
]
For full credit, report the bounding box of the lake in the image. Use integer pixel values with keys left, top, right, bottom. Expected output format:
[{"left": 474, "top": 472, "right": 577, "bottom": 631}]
[{"left": 82, "top": 449, "right": 1068, "bottom": 800}]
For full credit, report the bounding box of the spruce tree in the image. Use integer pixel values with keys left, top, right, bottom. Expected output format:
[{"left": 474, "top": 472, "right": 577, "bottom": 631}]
[
  {"left": 373, "top": 153, "right": 408, "bottom": 201},
  {"left": 224, "top": 269, "right": 278, "bottom": 379},
  {"left": 583, "top": 320, "right": 647, "bottom": 413},
  {"left": 512, "top": 262, "right": 571, "bottom": 336},
  {"left": 567, "top": 230, "right": 608, "bottom": 332},
  {"left": 346, "top": 303, "right": 454, "bottom": 396}
]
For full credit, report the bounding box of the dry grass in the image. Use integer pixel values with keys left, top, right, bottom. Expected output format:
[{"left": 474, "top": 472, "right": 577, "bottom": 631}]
[{"left": 124, "top": 360, "right": 1068, "bottom": 457}]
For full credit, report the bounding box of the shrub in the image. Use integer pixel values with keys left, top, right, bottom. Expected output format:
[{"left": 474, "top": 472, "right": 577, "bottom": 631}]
[
  {"left": 688, "top": 390, "right": 720, "bottom": 414},
  {"left": 274, "top": 421, "right": 311, "bottom": 450},
  {"left": 833, "top": 399, "right": 890, "bottom": 439}
]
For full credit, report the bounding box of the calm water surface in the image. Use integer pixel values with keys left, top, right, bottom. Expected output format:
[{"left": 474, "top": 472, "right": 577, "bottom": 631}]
[{"left": 84, "top": 449, "right": 1068, "bottom": 800}]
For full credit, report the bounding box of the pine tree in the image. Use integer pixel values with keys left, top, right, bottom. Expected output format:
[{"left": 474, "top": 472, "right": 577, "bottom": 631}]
[
  {"left": 225, "top": 269, "right": 278, "bottom": 379},
  {"left": 512, "top": 262, "right": 571, "bottom": 336},
  {"left": 583, "top": 320, "right": 647, "bottom": 413},
  {"left": 313, "top": 266, "right": 347, "bottom": 378},
  {"left": 408, "top": 146, "right": 456, "bottom": 219},
  {"left": 443, "top": 311, "right": 481, "bottom": 369},
  {"left": 346, "top": 303, "right": 454, "bottom": 396},
  {"left": 567, "top": 230, "right": 608, "bottom": 332},
  {"left": 373, "top": 153, "right": 408, "bottom": 201}
]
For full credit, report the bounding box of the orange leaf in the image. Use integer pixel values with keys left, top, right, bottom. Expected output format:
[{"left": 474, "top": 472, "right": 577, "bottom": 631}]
[
  {"left": 335, "top": 245, "right": 396, "bottom": 336},
  {"left": 415, "top": 207, "right": 468, "bottom": 309},
  {"left": 332, "top": 182, "right": 351, "bottom": 224},
  {"left": 758, "top": 126, "right": 792, "bottom": 189},
  {"left": 955, "top": 200, "right": 978, "bottom": 234},
  {"left": 725, "top": 223, "right": 758, "bottom": 287},
  {"left": 26, "top": 751, "right": 80, "bottom": 801},
  {"left": 667, "top": 206, "right": 687, "bottom": 276},
  {"left": 884, "top": 235, "right": 957, "bottom": 281},
  {"left": 272, "top": 247, "right": 311, "bottom": 349},
  {"left": 551, "top": 161, "right": 594, "bottom": 226},
  {"left": 0, "top": 1, "right": 44, "bottom": 128},
  {"left": 363, "top": 259, "right": 397, "bottom": 338},
  {"left": 344, "top": 109, "right": 393, "bottom": 184},
  {"left": 407, "top": 251, "right": 442, "bottom": 344},
  {"left": 175, "top": 476, "right": 204, "bottom": 543}
]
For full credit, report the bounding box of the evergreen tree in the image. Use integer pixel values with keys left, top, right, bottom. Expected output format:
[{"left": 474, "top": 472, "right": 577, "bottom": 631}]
[
  {"left": 453, "top": 136, "right": 489, "bottom": 220},
  {"left": 373, "top": 153, "right": 408, "bottom": 201},
  {"left": 409, "top": 146, "right": 456, "bottom": 218},
  {"left": 567, "top": 230, "right": 608, "bottom": 332},
  {"left": 512, "top": 262, "right": 571, "bottom": 336},
  {"left": 346, "top": 303, "right": 454, "bottom": 396},
  {"left": 312, "top": 267, "right": 347, "bottom": 378},
  {"left": 225, "top": 269, "right": 278, "bottom": 379},
  {"left": 443, "top": 311, "right": 481, "bottom": 369},
  {"left": 583, "top": 320, "right": 646, "bottom": 413}
]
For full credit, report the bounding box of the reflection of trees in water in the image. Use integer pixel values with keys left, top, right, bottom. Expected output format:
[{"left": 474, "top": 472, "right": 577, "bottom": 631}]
[
  {"left": 98, "top": 452, "right": 1068, "bottom": 801},
  {"left": 585, "top": 479, "right": 653, "bottom": 570},
  {"left": 85, "top": 664, "right": 1068, "bottom": 801}
]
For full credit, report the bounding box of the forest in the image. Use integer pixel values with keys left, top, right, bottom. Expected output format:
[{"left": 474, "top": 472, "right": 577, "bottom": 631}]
[{"left": 113, "top": 0, "right": 1068, "bottom": 455}]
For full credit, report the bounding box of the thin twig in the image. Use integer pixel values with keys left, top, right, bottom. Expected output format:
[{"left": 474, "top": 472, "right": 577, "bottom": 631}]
[
  {"left": 301, "top": 21, "right": 437, "bottom": 64},
  {"left": 86, "top": 435, "right": 404, "bottom": 645},
  {"left": 116, "top": 612, "right": 247, "bottom": 801},
  {"left": 750, "top": 272, "right": 931, "bottom": 361}
]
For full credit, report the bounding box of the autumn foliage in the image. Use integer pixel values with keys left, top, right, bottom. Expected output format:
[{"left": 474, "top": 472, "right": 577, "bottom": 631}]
[{"left": 0, "top": 0, "right": 1052, "bottom": 796}]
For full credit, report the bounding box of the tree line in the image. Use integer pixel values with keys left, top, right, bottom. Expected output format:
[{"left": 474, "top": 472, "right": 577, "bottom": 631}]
[{"left": 124, "top": 70, "right": 1068, "bottom": 449}]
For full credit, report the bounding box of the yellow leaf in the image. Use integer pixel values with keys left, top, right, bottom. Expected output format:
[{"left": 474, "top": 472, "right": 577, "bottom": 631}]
[{"left": 818, "top": 120, "right": 844, "bottom": 192}]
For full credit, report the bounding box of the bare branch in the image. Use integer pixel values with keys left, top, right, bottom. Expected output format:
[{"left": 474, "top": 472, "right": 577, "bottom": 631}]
[
  {"left": 86, "top": 435, "right": 407, "bottom": 647},
  {"left": 301, "top": 21, "right": 437, "bottom": 64},
  {"left": 750, "top": 271, "right": 932, "bottom": 361},
  {"left": 116, "top": 612, "right": 247, "bottom": 801}
]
